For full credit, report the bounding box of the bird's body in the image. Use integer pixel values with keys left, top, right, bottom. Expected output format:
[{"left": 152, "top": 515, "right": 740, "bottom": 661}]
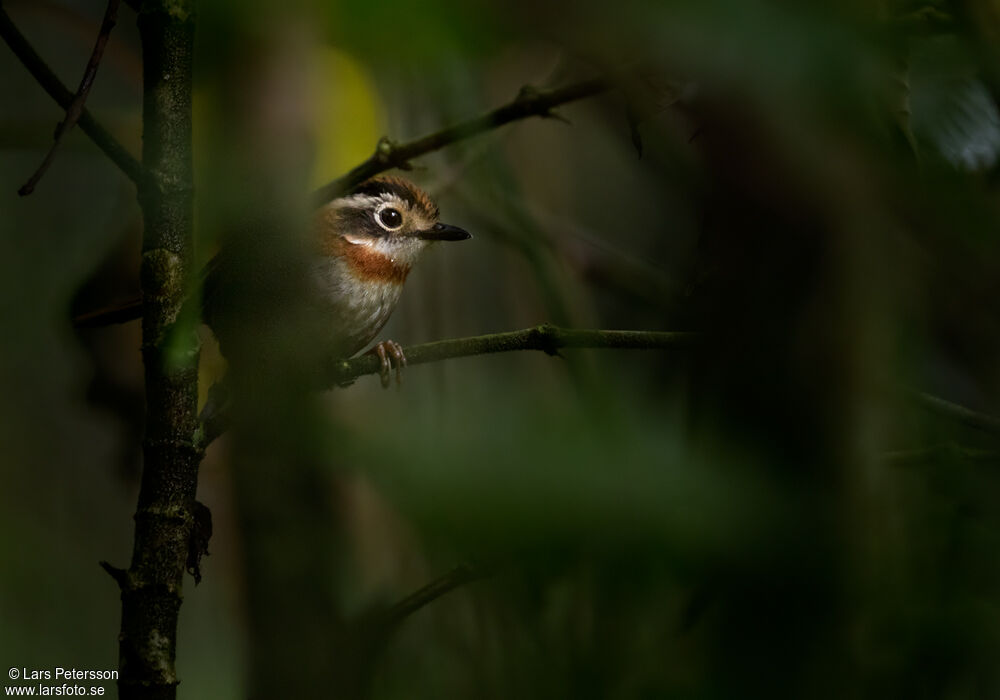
[{"left": 205, "top": 176, "right": 470, "bottom": 384}]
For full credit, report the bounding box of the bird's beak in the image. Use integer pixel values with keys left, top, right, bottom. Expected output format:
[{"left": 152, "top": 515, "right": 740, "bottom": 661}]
[{"left": 414, "top": 222, "right": 472, "bottom": 241}]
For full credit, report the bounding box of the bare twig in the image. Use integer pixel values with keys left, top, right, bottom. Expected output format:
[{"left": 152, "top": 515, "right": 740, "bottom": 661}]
[
  {"left": 908, "top": 390, "right": 1000, "bottom": 436},
  {"left": 74, "top": 296, "right": 142, "bottom": 328},
  {"left": 883, "top": 443, "right": 1000, "bottom": 465},
  {"left": 381, "top": 565, "right": 486, "bottom": 631},
  {"left": 0, "top": 5, "right": 143, "bottom": 186},
  {"left": 19, "top": 0, "right": 121, "bottom": 195},
  {"left": 326, "top": 324, "right": 694, "bottom": 385},
  {"left": 310, "top": 78, "right": 613, "bottom": 205}
]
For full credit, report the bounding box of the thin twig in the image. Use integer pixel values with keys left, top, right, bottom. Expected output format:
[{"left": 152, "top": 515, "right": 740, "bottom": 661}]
[
  {"left": 310, "top": 78, "right": 613, "bottom": 205},
  {"left": 908, "top": 389, "right": 1000, "bottom": 436},
  {"left": 0, "top": 5, "right": 143, "bottom": 186},
  {"left": 327, "top": 325, "right": 695, "bottom": 385},
  {"left": 19, "top": 0, "right": 121, "bottom": 195},
  {"left": 381, "top": 565, "right": 486, "bottom": 631},
  {"left": 74, "top": 296, "right": 142, "bottom": 328},
  {"left": 883, "top": 443, "right": 1000, "bottom": 465}
]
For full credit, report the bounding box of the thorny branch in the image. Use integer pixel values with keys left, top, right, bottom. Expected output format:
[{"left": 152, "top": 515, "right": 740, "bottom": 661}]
[
  {"left": 18, "top": 0, "right": 121, "bottom": 196},
  {"left": 310, "top": 77, "right": 613, "bottom": 205},
  {"left": 0, "top": 5, "right": 143, "bottom": 186}
]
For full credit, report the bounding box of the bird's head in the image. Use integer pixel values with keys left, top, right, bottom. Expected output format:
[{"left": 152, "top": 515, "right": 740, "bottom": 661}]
[{"left": 315, "top": 176, "right": 470, "bottom": 285}]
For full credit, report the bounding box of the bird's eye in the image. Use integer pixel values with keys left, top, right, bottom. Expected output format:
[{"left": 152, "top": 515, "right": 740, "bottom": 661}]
[{"left": 376, "top": 207, "right": 403, "bottom": 231}]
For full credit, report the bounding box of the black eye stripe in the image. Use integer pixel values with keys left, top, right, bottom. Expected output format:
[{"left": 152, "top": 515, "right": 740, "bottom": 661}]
[{"left": 334, "top": 206, "right": 372, "bottom": 231}]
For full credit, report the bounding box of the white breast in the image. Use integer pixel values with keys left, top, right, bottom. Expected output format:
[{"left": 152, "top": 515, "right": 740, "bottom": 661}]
[{"left": 313, "top": 257, "right": 405, "bottom": 357}]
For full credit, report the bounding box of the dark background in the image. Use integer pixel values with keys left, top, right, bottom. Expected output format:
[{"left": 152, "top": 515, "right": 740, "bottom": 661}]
[{"left": 3, "top": 1, "right": 1000, "bottom": 698}]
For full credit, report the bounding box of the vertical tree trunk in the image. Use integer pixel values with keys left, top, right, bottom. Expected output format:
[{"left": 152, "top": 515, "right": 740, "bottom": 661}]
[{"left": 116, "top": 3, "right": 198, "bottom": 699}]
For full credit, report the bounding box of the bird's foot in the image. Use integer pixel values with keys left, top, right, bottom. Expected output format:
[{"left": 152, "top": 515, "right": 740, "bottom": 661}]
[{"left": 369, "top": 340, "right": 407, "bottom": 388}]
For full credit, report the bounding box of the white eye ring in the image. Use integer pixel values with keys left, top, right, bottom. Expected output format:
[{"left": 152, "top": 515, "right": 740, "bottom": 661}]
[{"left": 374, "top": 203, "right": 404, "bottom": 231}]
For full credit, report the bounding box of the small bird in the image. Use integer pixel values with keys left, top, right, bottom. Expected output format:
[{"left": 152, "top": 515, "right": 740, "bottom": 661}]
[
  {"left": 77, "top": 176, "right": 471, "bottom": 387},
  {"left": 299, "top": 175, "right": 471, "bottom": 385}
]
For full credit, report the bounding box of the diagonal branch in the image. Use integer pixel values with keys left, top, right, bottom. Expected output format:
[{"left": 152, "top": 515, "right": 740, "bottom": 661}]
[
  {"left": 72, "top": 77, "right": 613, "bottom": 324},
  {"left": 19, "top": 0, "right": 121, "bottom": 196},
  {"left": 310, "top": 77, "right": 613, "bottom": 205},
  {"left": 883, "top": 443, "right": 1000, "bottom": 465},
  {"left": 0, "top": 5, "right": 143, "bottom": 186},
  {"left": 908, "top": 389, "right": 1000, "bottom": 436},
  {"left": 380, "top": 565, "right": 487, "bottom": 631},
  {"left": 74, "top": 296, "right": 143, "bottom": 328}
]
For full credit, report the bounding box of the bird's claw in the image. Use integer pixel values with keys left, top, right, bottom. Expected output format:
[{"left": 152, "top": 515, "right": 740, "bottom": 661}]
[{"left": 371, "top": 340, "right": 407, "bottom": 388}]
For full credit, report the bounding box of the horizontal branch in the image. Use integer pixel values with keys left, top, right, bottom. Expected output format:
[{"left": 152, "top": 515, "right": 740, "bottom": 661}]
[
  {"left": 197, "top": 325, "right": 696, "bottom": 447},
  {"left": 310, "top": 77, "right": 612, "bottom": 205},
  {"left": 194, "top": 325, "right": 1000, "bottom": 452},
  {"left": 0, "top": 5, "right": 143, "bottom": 186},
  {"left": 325, "top": 324, "right": 696, "bottom": 386}
]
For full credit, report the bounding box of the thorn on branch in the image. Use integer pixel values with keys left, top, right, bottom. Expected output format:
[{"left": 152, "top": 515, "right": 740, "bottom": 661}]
[
  {"left": 99, "top": 561, "right": 127, "bottom": 590},
  {"left": 626, "top": 103, "right": 643, "bottom": 158},
  {"left": 516, "top": 84, "right": 540, "bottom": 102},
  {"left": 18, "top": 0, "right": 121, "bottom": 196},
  {"left": 186, "top": 501, "right": 213, "bottom": 585},
  {"left": 532, "top": 323, "right": 563, "bottom": 356}
]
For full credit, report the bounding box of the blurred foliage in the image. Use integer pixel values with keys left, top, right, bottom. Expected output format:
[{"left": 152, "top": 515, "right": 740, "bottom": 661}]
[{"left": 2, "top": 0, "right": 1000, "bottom": 699}]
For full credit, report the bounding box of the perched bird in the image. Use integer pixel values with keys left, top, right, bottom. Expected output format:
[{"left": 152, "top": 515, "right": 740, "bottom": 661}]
[
  {"left": 312, "top": 176, "right": 470, "bottom": 384},
  {"left": 77, "top": 176, "right": 471, "bottom": 386}
]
